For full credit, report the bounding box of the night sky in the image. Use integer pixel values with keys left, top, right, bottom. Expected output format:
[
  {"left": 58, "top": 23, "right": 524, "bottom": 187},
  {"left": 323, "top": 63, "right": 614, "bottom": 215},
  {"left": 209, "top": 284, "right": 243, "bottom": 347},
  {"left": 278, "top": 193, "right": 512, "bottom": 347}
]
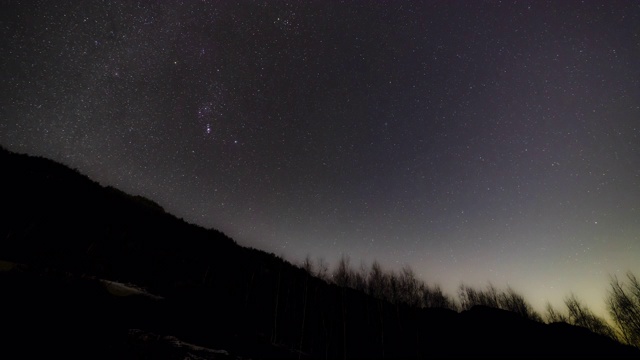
[{"left": 2, "top": 1, "right": 639, "bottom": 319}]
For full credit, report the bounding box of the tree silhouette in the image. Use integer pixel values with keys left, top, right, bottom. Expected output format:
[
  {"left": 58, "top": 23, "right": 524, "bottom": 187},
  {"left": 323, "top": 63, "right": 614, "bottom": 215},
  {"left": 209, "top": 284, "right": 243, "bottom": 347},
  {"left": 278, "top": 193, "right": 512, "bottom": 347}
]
[
  {"left": 367, "top": 261, "right": 387, "bottom": 300},
  {"left": 333, "top": 255, "right": 352, "bottom": 287},
  {"left": 458, "top": 283, "right": 541, "bottom": 321},
  {"left": 302, "top": 254, "right": 314, "bottom": 274},
  {"left": 607, "top": 272, "right": 640, "bottom": 347},
  {"left": 352, "top": 262, "right": 368, "bottom": 293},
  {"left": 420, "top": 283, "right": 456, "bottom": 310},
  {"left": 459, "top": 283, "right": 500, "bottom": 310},
  {"left": 500, "top": 287, "right": 542, "bottom": 321},
  {"left": 545, "top": 302, "right": 568, "bottom": 323},
  {"left": 564, "top": 293, "right": 616, "bottom": 339},
  {"left": 398, "top": 266, "right": 420, "bottom": 307},
  {"left": 315, "top": 257, "right": 329, "bottom": 281}
]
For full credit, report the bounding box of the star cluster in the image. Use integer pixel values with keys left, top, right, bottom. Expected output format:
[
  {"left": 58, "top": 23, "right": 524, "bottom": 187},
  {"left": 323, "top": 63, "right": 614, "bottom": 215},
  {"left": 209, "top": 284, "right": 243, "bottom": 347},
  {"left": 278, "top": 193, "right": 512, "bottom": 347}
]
[{"left": 2, "top": 1, "right": 639, "bottom": 318}]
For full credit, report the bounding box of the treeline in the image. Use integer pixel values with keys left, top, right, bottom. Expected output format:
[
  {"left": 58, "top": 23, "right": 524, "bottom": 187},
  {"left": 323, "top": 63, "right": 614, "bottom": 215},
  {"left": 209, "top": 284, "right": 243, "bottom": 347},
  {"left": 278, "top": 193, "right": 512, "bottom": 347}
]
[
  {"left": 298, "top": 255, "right": 640, "bottom": 349},
  {"left": 301, "top": 255, "right": 457, "bottom": 311},
  {"left": 300, "top": 255, "right": 541, "bottom": 319},
  {"left": 608, "top": 273, "right": 640, "bottom": 347},
  {"left": 1, "top": 146, "right": 638, "bottom": 357},
  {"left": 542, "top": 272, "right": 640, "bottom": 348}
]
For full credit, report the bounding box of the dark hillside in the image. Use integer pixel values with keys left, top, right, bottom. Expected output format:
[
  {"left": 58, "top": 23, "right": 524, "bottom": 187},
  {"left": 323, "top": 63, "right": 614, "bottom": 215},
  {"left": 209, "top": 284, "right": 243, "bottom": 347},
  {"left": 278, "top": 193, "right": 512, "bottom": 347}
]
[{"left": 0, "top": 147, "right": 638, "bottom": 358}]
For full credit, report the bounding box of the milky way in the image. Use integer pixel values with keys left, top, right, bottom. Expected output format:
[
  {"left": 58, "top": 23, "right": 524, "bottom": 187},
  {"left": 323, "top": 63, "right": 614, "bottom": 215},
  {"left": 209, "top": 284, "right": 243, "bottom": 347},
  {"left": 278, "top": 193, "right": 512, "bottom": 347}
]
[{"left": 2, "top": 1, "right": 639, "bottom": 318}]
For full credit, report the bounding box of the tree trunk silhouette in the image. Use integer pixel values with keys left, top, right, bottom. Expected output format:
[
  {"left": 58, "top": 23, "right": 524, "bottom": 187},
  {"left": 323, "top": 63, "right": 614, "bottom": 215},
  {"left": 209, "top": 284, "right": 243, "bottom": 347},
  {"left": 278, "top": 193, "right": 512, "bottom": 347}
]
[
  {"left": 342, "top": 287, "right": 347, "bottom": 360},
  {"left": 201, "top": 264, "right": 210, "bottom": 285},
  {"left": 272, "top": 266, "right": 282, "bottom": 344},
  {"left": 378, "top": 298, "right": 385, "bottom": 358},
  {"left": 299, "top": 275, "right": 308, "bottom": 359},
  {"left": 245, "top": 271, "right": 254, "bottom": 310}
]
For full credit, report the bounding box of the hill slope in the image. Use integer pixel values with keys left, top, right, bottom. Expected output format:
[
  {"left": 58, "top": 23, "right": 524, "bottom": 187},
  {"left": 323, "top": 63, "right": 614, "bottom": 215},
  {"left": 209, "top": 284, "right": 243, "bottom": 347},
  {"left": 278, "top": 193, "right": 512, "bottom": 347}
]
[{"left": 0, "top": 147, "right": 638, "bottom": 358}]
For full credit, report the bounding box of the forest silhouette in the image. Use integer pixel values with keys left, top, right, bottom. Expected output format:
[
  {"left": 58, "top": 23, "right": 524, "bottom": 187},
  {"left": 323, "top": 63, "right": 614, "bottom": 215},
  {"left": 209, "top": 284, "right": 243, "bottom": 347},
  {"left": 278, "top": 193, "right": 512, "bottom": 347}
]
[{"left": 0, "top": 146, "right": 638, "bottom": 359}]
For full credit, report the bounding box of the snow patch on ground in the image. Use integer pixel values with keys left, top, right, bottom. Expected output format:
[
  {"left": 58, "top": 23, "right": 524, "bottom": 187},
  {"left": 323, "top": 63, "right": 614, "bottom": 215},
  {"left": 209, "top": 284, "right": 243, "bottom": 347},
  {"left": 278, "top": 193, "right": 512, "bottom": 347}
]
[
  {"left": 164, "top": 335, "right": 230, "bottom": 356},
  {"left": 129, "top": 329, "right": 232, "bottom": 359},
  {"left": 100, "top": 279, "right": 163, "bottom": 300},
  {"left": 0, "top": 260, "right": 164, "bottom": 300}
]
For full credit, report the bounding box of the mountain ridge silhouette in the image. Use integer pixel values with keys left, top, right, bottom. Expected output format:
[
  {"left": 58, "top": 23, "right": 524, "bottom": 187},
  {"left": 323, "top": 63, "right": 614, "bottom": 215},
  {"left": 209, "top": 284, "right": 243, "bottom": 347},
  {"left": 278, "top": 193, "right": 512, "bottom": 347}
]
[{"left": 0, "top": 146, "right": 638, "bottom": 358}]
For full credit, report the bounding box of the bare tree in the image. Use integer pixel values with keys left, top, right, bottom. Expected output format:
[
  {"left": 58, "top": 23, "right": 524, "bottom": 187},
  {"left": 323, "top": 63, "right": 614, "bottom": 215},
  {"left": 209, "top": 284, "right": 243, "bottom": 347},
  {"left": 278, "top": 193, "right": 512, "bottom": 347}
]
[
  {"left": 545, "top": 302, "right": 568, "bottom": 323},
  {"left": 458, "top": 283, "right": 540, "bottom": 320},
  {"left": 398, "top": 266, "right": 421, "bottom": 307},
  {"left": 333, "top": 254, "right": 352, "bottom": 287},
  {"left": 385, "top": 271, "right": 400, "bottom": 304},
  {"left": 564, "top": 293, "right": 616, "bottom": 339},
  {"left": 302, "top": 254, "right": 314, "bottom": 274},
  {"left": 316, "top": 257, "right": 329, "bottom": 281},
  {"left": 421, "top": 283, "right": 457, "bottom": 310},
  {"left": 352, "top": 262, "right": 368, "bottom": 292},
  {"left": 367, "top": 261, "right": 387, "bottom": 299},
  {"left": 366, "top": 261, "right": 387, "bottom": 355},
  {"left": 607, "top": 272, "right": 640, "bottom": 347},
  {"left": 500, "top": 287, "right": 542, "bottom": 321},
  {"left": 458, "top": 284, "right": 474, "bottom": 310},
  {"left": 485, "top": 283, "right": 500, "bottom": 309},
  {"left": 459, "top": 284, "right": 500, "bottom": 310}
]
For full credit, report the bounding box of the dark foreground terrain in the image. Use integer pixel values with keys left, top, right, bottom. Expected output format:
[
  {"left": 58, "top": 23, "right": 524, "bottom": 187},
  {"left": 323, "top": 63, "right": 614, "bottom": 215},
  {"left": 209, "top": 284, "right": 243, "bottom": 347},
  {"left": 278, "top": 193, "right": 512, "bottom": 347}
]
[{"left": 1, "top": 147, "right": 638, "bottom": 359}]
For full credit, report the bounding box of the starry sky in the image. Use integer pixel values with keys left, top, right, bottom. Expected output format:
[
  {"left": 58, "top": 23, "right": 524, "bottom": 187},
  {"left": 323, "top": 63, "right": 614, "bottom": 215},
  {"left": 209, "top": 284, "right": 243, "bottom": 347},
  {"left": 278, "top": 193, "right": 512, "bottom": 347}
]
[{"left": 2, "top": 1, "right": 639, "bottom": 319}]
